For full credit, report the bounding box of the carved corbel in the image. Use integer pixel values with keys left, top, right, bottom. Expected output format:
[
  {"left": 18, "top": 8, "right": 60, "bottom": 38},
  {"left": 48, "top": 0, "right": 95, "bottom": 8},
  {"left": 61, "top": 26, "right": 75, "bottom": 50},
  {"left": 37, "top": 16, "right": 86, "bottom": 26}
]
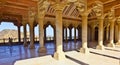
[
  {"left": 74, "top": 0, "right": 87, "bottom": 13},
  {"left": 117, "top": 16, "right": 120, "bottom": 24},
  {"left": 38, "top": 0, "right": 50, "bottom": 16},
  {"left": 28, "top": 7, "right": 36, "bottom": 22},
  {"left": 92, "top": 1, "right": 103, "bottom": 17}
]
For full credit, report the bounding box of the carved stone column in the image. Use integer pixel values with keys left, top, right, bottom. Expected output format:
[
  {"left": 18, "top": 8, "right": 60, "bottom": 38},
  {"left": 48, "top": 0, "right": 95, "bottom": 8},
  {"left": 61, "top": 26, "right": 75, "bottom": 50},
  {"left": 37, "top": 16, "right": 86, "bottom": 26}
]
[
  {"left": 37, "top": 0, "right": 49, "bottom": 53},
  {"left": 53, "top": 4, "right": 66, "bottom": 60},
  {"left": 38, "top": 18, "right": 46, "bottom": 53},
  {"left": 107, "top": 20, "right": 115, "bottom": 47},
  {"left": 96, "top": 17, "right": 104, "bottom": 50},
  {"left": 80, "top": 13, "right": 89, "bottom": 53},
  {"left": 23, "top": 23, "right": 27, "bottom": 47},
  {"left": 29, "top": 22, "right": 35, "bottom": 49},
  {"left": 116, "top": 17, "right": 120, "bottom": 45},
  {"left": 106, "top": 26, "right": 109, "bottom": 41},
  {"left": 28, "top": 7, "right": 35, "bottom": 49}
]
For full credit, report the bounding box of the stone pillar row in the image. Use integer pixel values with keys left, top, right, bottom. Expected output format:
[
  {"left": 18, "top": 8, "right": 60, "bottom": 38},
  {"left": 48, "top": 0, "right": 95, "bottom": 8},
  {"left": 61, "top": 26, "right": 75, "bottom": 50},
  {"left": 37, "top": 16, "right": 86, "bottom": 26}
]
[{"left": 21, "top": 0, "right": 120, "bottom": 61}]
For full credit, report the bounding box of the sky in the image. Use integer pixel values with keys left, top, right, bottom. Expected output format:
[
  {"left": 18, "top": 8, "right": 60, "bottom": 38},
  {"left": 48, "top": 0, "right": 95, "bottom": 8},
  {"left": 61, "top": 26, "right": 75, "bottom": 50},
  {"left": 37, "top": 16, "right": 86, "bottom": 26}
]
[{"left": 0, "top": 22, "right": 78, "bottom": 37}]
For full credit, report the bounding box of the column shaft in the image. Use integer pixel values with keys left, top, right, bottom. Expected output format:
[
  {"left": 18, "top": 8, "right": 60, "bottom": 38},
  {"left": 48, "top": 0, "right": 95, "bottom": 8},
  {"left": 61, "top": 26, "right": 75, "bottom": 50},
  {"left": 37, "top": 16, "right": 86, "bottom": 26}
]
[
  {"left": 118, "top": 25, "right": 120, "bottom": 42},
  {"left": 96, "top": 18, "right": 104, "bottom": 50},
  {"left": 23, "top": 24, "right": 27, "bottom": 47},
  {"left": 116, "top": 24, "right": 120, "bottom": 45},
  {"left": 44, "top": 29, "right": 46, "bottom": 43},
  {"left": 80, "top": 14, "right": 89, "bottom": 53},
  {"left": 38, "top": 19, "right": 46, "bottom": 53},
  {"left": 29, "top": 22, "right": 35, "bottom": 49},
  {"left": 107, "top": 20, "right": 115, "bottom": 47},
  {"left": 54, "top": 10, "right": 65, "bottom": 60}
]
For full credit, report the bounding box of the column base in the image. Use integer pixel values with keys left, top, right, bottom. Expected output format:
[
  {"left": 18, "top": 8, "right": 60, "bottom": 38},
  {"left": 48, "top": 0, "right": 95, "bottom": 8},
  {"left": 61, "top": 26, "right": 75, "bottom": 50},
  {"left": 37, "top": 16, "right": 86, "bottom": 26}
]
[
  {"left": 96, "top": 45, "right": 104, "bottom": 50},
  {"left": 23, "top": 43, "right": 28, "bottom": 47},
  {"left": 53, "top": 51, "right": 66, "bottom": 60},
  {"left": 80, "top": 48, "right": 89, "bottom": 54},
  {"left": 38, "top": 47, "right": 47, "bottom": 53},
  {"left": 107, "top": 43, "right": 115, "bottom": 48},
  {"left": 116, "top": 42, "right": 120, "bottom": 45},
  {"left": 29, "top": 44, "right": 35, "bottom": 49}
]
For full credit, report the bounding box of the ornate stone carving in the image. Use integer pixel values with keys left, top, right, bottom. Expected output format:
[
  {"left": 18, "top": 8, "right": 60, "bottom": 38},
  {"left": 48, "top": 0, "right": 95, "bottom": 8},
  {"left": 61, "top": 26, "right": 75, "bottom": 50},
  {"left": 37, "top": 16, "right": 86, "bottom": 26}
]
[
  {"left": 107, "top": 9, "right": 115, "bottom": 20},
  {"left": 117, "top": 16, "right": 120, "bottom": 24},
  {"left": 74, "top": 0, "right": 86, "bottom": 13},
  {"left": 38, "top": 0, "right": 50, "bottom": 15},
  {"left": 92, "top": 1, "right": 103, "bottom": 17},
  {"left": 28, "top": 7, "right": 36, "bottom": 22}
]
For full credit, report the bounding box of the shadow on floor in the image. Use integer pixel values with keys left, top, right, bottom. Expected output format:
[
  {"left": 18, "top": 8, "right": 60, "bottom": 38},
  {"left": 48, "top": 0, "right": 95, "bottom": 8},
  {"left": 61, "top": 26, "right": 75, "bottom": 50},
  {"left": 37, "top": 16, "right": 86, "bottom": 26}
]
[
  {"left": 66, "top": 55, "right": 89, "bottom": 65},
  {"left": 90, "top": 51, "right": 120, "bottom": 60}
]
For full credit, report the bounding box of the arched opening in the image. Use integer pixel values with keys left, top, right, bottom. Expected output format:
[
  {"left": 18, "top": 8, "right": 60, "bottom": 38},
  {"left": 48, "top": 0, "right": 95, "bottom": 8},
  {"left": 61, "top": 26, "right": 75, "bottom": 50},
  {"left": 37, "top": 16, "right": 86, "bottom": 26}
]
[
  {"left": 76, "top": 29, "right": 78, "bottom": 40},
  {"left": 67, "top": 28, "right": 70, "bottom": 40},
  {"left": 0, "top": 22, "right": 18, "bottom": 44},
  {"left": 46, "top": 25, "right": 54, "bottom": 41},
  {"left": 26, "top": 24, "right": 30, "bottom": 42},
  {"left": 34, "top": 25, "right": 39, "bottom": 42},
  {"left": 72, "top": 28, "right": 74, "bottom": 40}
]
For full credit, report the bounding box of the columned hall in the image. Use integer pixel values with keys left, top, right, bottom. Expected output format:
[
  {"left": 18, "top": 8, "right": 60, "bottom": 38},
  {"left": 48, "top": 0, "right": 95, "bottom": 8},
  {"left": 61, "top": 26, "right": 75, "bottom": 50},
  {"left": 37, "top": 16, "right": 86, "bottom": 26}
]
[{"left": 0, "top": 0, "right": 120, "bottom": 65}]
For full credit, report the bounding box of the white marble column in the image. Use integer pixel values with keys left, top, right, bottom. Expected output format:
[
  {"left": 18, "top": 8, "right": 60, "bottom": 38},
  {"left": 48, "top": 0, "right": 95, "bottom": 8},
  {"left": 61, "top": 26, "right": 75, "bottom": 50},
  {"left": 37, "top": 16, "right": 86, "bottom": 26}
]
[
  {"left": 29, "top": 22, "right": 35, "bottom": 49},
  {"left": 54, "top": 8, "right": 65, "bottom": 60},
  {"left": 107, "top": 20, "right": 115, "bottom": 47},
  {"left": 80, "top": 14, "right": 89, "bottom": 54},
  {"left": 38, "top": 18, "right": 46, "bottom": 53},
  {"left": 23, "top": 23, "right": 27, "bottom": 47},
  {"left": 96, "top": 17, "right": 104, "bottom": 50}
]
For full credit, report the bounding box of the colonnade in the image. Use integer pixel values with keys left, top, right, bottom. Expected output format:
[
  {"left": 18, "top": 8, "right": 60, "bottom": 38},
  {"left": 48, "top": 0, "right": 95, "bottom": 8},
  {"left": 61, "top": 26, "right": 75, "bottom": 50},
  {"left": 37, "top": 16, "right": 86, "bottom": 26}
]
[{"left": 20, "top": 1, "right": 120, "bottom": 60}]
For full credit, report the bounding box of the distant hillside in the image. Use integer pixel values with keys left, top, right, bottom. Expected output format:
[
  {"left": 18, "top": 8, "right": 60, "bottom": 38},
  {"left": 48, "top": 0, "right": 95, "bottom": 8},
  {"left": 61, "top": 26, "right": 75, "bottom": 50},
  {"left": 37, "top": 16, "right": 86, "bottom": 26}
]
[{"left": 0, "top": 29, "right": 24, "bottom": 39}]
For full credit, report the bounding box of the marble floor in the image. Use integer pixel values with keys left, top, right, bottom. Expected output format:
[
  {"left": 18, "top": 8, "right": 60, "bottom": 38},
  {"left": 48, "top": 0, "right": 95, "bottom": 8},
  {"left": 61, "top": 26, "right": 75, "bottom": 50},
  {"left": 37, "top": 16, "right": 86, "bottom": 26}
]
[
  {"left": 0, "top": 41, "right": 81, "bottom": 65},
  {"left": 0, "top": 41, "right": 120, "bottom": 65}
]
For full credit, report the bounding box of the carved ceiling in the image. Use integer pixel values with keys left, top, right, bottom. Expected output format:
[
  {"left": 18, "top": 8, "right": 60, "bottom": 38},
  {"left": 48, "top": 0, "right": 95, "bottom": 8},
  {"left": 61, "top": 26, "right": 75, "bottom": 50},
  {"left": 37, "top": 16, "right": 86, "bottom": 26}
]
[{"left": 0, "top": 0, "right": 120, "bottom": 26}]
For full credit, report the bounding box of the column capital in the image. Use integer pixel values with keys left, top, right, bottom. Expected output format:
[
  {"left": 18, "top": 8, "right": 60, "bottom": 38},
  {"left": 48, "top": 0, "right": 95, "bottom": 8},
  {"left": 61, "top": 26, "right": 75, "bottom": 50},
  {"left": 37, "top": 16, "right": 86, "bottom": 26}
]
[
  {"left": 75, "top": 0, "right": 87, "bottom": 13},
  {"left": 22, "top": 21, "right": 27, "bottom": 26},
  {"left": 108, "top": 18, "right": 116, "bottom": 24},
  {"left": 92, "top": 1, "right": 103, "bottom": 17},
  {"left": 117, "top": 16, "right": 120, "bottom": 24},
  {"left": 52, "top": 3, "right": 66, "bottom": 11},
  {"left": 81, "top": 12, "right": 89, "bottom": 17},
  {"left": 28, "top": 7, "right": 36, "bottom": 23},
  {"left": 107, "top": 9, "right": 115, "bottom": 20},
  {"left": 38, "top": 0, "right": 49, "bottom": 18}
]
